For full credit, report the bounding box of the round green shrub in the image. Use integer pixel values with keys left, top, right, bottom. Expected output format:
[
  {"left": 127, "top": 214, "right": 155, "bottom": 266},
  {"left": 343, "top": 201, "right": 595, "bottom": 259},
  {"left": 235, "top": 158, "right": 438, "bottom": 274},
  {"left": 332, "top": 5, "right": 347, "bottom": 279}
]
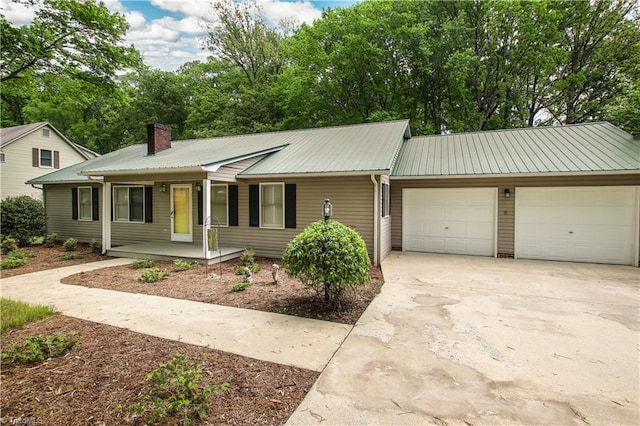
[
  {"left": 62, "top": 238, "right": 78, "bottom": 252},
  {"left": 282, "top": 220, "right": 371, "bottom": 305},
  {"left": 0, "top": 196, "right": 46, "bottom": 247},
  {"left": 1, "top": 237, "right": 18, "bottom": 255}
]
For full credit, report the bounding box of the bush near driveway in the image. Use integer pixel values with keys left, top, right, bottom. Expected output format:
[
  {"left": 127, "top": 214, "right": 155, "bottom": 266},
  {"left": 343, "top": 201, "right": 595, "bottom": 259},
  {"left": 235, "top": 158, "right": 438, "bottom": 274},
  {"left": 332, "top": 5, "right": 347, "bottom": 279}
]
[{"left": 283, "top": 219, "right": 371, "bottom": 306}]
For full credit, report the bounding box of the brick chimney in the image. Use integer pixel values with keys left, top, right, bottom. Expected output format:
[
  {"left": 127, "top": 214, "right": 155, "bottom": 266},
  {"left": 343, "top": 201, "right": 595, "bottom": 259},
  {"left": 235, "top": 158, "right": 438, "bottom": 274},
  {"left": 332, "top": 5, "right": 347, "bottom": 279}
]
[{"left": 147, "top": 123, "right": 171, "bottom": 155}]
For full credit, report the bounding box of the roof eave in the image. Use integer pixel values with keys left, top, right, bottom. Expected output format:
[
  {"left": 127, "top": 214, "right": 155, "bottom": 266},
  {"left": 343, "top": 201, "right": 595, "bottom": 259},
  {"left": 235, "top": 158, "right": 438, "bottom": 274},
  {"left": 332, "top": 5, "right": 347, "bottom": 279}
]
[
  {"left": 391, "top": 170, "right": 640, "bottom": 180},
  {"left": 79, "top": 166, "right": 205, "bottom": 176},
  {"left": 238, "top": 169, "right": 391, "bottom": 179}
]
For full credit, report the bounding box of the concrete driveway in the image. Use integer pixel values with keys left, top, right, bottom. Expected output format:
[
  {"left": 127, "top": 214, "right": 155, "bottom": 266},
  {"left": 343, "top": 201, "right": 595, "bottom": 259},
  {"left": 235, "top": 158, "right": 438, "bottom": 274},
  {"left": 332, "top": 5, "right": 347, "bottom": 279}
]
[{"left": 287, "top": 252, "right": 639, "bottom": 425}]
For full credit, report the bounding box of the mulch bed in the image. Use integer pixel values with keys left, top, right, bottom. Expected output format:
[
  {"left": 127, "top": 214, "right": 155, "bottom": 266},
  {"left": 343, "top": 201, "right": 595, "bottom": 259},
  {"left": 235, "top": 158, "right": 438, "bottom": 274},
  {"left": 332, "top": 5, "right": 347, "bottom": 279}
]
[
  {"left": 61, "top": 257, "right": 384, "bottom": 325},
  {"left": 0, "top": 314, "right": 318, "bottom": 425},
  {"left": 0, "top": 243, "right": 106, "bottom": 278}
]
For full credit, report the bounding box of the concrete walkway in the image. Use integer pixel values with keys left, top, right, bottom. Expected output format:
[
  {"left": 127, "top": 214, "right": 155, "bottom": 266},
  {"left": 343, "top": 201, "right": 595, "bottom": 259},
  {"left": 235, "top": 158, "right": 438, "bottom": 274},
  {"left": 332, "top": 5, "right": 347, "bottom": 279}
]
[
  {"left": 0, "top": 259, "right": 352, "bottom": 372},
  {"left": 287, "top": 252, "right": 640, "bottom": 425}
]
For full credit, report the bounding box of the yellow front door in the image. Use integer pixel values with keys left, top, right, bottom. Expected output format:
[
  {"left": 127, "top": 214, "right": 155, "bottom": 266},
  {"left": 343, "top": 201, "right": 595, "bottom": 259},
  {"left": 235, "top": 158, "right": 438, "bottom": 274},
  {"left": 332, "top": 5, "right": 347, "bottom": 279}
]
[{"left": 171, "top": 185, "right": 192, "bottom": 242}]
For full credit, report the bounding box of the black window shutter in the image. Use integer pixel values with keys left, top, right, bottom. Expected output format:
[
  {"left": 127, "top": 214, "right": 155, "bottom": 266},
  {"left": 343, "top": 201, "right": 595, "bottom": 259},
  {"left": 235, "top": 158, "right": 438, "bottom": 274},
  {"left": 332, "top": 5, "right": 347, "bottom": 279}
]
[
  {"left": 285, "top": 184, "right": 296, "bottom": 229},
  {"left": 197, "top": 189, "right": 203, "bottom": 225},
  {"left": 249, "top": 184, "right": 259, "bottom": 227},
  {"left": 144, "top": 186, "right": 153, "bottom": 223},
  {"left": 71, "top": 187, "right": 78, "bottom": 220},
  {"left": 229, "top": 185, "right": 239, "bottom": 226},
  {"left": 92, "top": 187, "right": 99, "bottom": 220}
]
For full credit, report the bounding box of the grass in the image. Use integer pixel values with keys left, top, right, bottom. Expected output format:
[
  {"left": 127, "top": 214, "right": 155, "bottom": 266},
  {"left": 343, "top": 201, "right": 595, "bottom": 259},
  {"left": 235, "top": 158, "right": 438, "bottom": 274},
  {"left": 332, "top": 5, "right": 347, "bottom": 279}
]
[{"left": 1, "top": 298, "right": 55, "bottom": 335}]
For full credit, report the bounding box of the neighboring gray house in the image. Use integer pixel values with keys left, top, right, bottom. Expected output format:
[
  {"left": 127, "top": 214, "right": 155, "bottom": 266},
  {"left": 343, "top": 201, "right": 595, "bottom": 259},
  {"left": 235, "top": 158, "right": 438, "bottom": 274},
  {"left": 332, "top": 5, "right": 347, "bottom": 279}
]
[
  {"left": 0, "top": 122, "right": 98, "bottom": 200},
  {"left": 29, "top": 121, "right": 640, "bottom": 266}
]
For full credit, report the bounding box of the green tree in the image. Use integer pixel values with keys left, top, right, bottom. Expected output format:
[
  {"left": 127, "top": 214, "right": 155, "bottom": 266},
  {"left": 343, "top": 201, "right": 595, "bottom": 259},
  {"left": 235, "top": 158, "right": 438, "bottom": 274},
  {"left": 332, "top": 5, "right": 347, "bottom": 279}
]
[
  {"left": 202, "top": 0, "right": 290, "bottom": 133},
  {"left": 282, "top": 220, "right": 370, "bottom": 306},
  {"left": 0, "top": 0, "right": 141, "bottom": 125},
  {"left": 545, "top": 0, "right": 640, "bottom": 124},
  {"left": 0, "top": 196, "right": 46, "bottom": 247}
]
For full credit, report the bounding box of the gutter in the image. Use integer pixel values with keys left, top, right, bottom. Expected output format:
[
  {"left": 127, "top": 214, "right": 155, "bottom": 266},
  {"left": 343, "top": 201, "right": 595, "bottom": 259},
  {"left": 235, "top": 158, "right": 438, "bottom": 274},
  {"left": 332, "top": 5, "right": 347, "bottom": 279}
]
[{"left": 370, "top": 174, "right": 379, "bottom": 266}]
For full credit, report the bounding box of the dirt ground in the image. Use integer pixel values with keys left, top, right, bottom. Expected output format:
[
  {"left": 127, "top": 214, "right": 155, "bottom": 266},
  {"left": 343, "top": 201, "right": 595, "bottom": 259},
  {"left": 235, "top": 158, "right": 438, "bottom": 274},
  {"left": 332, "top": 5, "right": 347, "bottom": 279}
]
[{"left": 1, "top": 244, "right": 383, "bottom": 425}]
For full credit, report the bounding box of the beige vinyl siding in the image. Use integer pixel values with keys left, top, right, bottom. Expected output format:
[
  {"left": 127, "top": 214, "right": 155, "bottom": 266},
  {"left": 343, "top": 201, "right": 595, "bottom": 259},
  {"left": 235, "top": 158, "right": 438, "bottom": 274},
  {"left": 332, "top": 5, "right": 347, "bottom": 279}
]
[
  {"left": 391, "top": 174, "right": 640, "bottom": 256},
  {"left": 209, "top": 156, "right": 266, "bottom": 182},
  {"left": 380, "top": 175, "right": 392, "bottom": 261},
  {"left": 1, "top": 127, "right": 88, "bottom": 200},
  {"left": 219, "top": 176, "right": 375, "bottom": 259},
  {"left": 43, "top": 184, "right": 102, "bottom": 242},
  {"left": 111, "top": 181, "right": 203, "bottom": 247}
]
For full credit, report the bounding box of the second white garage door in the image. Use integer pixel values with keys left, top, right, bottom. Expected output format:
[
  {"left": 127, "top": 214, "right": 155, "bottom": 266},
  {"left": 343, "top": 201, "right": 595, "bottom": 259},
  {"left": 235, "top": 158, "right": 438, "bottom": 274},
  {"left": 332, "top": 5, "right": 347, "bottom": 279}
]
[
  {"left": 403, "top": 188, "right": 496, "bottom": 256},
  {"left": 515, "top": 186, "right": 637, "bottom": 265}
]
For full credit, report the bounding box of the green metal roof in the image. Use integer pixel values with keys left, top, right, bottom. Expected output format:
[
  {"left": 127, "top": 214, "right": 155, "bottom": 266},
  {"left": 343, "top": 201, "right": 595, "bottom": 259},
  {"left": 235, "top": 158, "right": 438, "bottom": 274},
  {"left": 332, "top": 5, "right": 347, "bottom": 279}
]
[
  {"left": 240, "top": 120, "right": 411, "bottom": 176},
  {"left": 392, "top": 122, "right": 640, "bottom": 178},
  {"left": 29, "top": 120, "right": 411, "bottom": 183}
]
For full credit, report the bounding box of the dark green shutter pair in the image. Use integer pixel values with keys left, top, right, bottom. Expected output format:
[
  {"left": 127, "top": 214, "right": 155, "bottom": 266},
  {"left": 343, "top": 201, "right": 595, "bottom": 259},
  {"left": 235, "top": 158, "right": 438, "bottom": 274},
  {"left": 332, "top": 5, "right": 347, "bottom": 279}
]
[
  {"left": 197, "top": 185, "right": 239, "bottom": 226},
  {"left": 249, "top": 184, "right": 296, "bottom": 228}
]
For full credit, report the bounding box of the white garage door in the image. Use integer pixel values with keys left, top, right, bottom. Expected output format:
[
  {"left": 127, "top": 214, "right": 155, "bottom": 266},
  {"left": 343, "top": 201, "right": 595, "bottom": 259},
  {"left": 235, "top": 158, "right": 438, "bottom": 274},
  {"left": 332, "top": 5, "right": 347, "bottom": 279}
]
[
  {"left": 403, "top": 188, "right": 496, "bottom": 256},
  {"left": 515, "top": 187, "right": 637, "bottom": 265}
]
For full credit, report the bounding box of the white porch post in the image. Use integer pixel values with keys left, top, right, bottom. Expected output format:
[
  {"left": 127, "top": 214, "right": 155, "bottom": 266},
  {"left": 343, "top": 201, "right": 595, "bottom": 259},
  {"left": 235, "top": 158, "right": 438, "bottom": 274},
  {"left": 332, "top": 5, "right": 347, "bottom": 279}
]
[
  {"left": 102, "top": 181, "right": 112, "bottom": 253},
  {"left": 202, "top": 178, "right": 211, "bottom": 258}
]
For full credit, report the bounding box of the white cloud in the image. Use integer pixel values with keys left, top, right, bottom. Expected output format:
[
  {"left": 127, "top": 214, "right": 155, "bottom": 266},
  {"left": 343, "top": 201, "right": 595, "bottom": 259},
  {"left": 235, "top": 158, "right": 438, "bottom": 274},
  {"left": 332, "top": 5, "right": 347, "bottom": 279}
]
[
  {"left": 151, "top": 0, "right": 214, "bottom": 19},
  {"left": 258, "top": 0, "right": 321, "bottom": 26},
  {"left": 155, "top": 16, "right": 208, "bottom": 36},
  {"left": 125, "top": 10, "right": 147, "bottom": 31},
  {"left": 0, "top": 0, "right": 36, "bottom": 26}
]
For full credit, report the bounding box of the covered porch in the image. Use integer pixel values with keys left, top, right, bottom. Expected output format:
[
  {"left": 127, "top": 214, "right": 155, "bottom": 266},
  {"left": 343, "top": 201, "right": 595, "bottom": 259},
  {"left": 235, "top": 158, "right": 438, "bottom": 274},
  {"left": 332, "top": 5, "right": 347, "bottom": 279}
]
[{"left": 107, "top": 242, "right": 244, "bottom": 264}]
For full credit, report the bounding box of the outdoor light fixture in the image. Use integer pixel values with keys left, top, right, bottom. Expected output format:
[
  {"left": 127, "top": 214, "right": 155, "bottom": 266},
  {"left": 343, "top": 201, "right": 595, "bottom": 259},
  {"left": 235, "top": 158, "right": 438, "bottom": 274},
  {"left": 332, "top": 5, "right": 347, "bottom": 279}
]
[
  {"left": 160, "top": 184, "right": 167, "bottom": 193},
  {"left": 323, "top": 198, "right": 333, "bottom": 221},
  {"left": 504, "top": 188, "right": 511, "bottom": 198}
]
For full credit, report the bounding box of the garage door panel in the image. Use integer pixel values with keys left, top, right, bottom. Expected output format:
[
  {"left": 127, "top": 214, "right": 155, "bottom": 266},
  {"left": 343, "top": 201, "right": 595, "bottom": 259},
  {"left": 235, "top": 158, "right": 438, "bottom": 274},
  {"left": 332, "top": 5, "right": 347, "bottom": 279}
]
[
  {"left": 515, "top": 187, "right": 636, "bottom": 265},
  {"left": 403, "top": 188, "right": 496, "bottom": 257}
]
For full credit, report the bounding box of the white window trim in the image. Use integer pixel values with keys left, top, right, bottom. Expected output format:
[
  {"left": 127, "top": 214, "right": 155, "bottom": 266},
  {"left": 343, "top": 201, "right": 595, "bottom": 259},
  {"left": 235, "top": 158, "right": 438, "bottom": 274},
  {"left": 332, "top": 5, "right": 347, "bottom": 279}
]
[
  {"left": 39, "top": 148, "right": 53, "bottom": 168},
  {"left": 211, "top": 183, "right": 229, "bottom": 227},
  {"left": 113, "top": 185, "right": 145, "bottom": 223},
  {"left": 260, "top": 182, "right": 285, "bottom": 229},
  {"left": 382, "top": 183, "right": 391, "bottom": 218},
  {"left": 78, "top": 186, "right": 93, "bottom": 221}
]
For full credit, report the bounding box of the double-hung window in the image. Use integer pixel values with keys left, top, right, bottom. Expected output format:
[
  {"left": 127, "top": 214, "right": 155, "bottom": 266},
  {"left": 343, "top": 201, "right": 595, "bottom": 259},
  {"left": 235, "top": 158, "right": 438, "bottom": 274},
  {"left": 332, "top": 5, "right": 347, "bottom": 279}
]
[
  {"left": 78, "top": 187, "right": 93, "bottom": 221},
  {"left": 40, "top": 149, "right": 53, "bottom": 167},
  {"left": 114, "top": 186, "right": 144, "bottom": 222},
  {"left": 261, "top": 183, "right": 284, "bottom": 228},
  {"left": 211, "top": 184, "right": 228, "bottom": 226}
]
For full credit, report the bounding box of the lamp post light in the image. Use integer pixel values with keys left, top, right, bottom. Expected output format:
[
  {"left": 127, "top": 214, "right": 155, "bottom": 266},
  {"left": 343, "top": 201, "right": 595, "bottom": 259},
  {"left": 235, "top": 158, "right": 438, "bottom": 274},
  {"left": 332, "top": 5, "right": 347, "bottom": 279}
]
[{"left": 323, "top": 198, "right": 333, "bottom": 221}]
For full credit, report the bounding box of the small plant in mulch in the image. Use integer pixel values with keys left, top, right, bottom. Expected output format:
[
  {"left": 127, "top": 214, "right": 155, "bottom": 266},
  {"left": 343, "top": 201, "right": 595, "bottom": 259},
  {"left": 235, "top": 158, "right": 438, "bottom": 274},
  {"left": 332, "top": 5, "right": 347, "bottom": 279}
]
[
  {"left": 45, "top": 233, "right": 58, "bottom": 248},
  {"left": 1, "top": 237, "right": 18, "bottom": 255},
  {"left": 229, "top": 282, "right": 251, "bottom": 292},
  {"left": 233, "top": 248, "right": 261, "bottom": 275},
  {"left": 173, "top": 259, "right": 200, "bottom": 272},
  {"left": 1, "top": 333, "right": 75, "bottom": 363},
  {"left": 61, "top": 252, "right": 84, "bottom": 260},
  {"left": 0, "top": 257, "right": 26, "bottom": 270},
  {"left": 123, "top": 352, "right": 229, "bottom": 425},
  {"left": 132, "top": 258, "right": 156, "bottom": 269},
  {"left": 89, "top": 238, "right": 102, "bottom": 254},
  {"left": 62, "top": 238, "right": 78, "bottom": 252},
  {"left": 0, "top": 250, "right": 34, "bottom": 269},
  {"left": 139, "top": 268, "right": 169, "bottom": 283}
]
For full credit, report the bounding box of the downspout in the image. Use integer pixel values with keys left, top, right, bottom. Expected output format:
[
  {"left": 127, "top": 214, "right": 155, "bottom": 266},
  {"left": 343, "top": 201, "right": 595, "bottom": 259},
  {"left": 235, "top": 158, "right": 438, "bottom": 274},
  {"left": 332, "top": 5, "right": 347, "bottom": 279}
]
[{"left": 370, "top": 174, "right": 379, "bottom": 266}]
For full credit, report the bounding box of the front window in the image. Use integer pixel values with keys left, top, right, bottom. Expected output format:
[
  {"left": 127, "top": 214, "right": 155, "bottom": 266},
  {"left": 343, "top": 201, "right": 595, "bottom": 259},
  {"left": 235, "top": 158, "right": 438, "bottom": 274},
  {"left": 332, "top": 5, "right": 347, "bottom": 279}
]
[
  {"left": 78, "top": 187, "right": 93, "bottom": 220},
  {"left": 261, "top": 183, "right": 284, "bottom": 228},
  {"left": 40, "top": 149, "right": 53, "bottom": 167},
  {"left": 114, "top": 186, "right": 144, "bottom": 222},
  {"left": 211, "top": 184, "right": 228, "bottom": 226}
]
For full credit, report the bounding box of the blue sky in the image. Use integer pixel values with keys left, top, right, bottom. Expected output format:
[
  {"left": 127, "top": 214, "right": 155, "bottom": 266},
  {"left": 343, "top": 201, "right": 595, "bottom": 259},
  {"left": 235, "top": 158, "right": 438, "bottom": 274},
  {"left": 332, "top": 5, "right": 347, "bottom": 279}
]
[{"left": 1, "top": 0, "right": 361, "bottom": 71}]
